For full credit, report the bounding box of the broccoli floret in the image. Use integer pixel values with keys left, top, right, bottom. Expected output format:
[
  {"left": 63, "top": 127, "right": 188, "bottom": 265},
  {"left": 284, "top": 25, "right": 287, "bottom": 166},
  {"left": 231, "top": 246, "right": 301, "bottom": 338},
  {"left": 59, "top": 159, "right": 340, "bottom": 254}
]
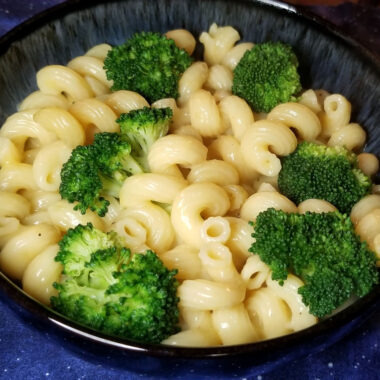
[
  {"left": 278, "top": 142, "right": 371, "bottom": 213},
  {"left": 55, "top": 223, "right": 123, "bottom": 278},
  {"left": 103, "top": 251, "right": 180, "bottom": 343},
  {"left": 59, "top": 145, "right": 109, "bottom": 217},
  {"left": 104, "top": 32, "right": 192, "bottom": 103},
  {"left": 92, "top": 132, "right": 143, "bottom": 191},
  {"left": 232, "top": 42, "right": 302, "bottom": 113},
  {"left": 250, "top": 208, "right": 379, "bottom": 318},
  {"left": 60, "top": 133, "right": 143, "bottom": 216},
  {"left": 117, "top": 107, "right": 172, "bottom": 171},
  {"left": 51, "top": 224, "right": 180, "bottom": 344}
]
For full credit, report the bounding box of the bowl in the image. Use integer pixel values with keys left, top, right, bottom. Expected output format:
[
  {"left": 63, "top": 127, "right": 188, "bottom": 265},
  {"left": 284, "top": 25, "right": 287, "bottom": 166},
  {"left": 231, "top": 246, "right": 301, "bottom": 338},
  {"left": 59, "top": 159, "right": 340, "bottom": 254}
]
[{"left": 0, "top": 0, "right": 380, "bottom": 377}]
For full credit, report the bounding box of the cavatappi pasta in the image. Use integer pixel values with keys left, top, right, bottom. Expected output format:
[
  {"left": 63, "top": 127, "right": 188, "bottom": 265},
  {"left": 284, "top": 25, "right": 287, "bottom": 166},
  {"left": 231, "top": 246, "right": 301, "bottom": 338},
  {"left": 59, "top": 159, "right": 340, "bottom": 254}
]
[{"left": 0, "top": 22, "right": 378, "bottom": 347}]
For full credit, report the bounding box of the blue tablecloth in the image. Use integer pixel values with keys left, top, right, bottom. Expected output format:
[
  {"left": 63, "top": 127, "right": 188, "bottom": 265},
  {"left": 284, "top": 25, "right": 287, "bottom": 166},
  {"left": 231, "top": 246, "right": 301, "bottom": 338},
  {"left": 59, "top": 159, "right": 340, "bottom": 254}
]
[{"left": 0, "top": 1, "right": 379, "bottom": 379}]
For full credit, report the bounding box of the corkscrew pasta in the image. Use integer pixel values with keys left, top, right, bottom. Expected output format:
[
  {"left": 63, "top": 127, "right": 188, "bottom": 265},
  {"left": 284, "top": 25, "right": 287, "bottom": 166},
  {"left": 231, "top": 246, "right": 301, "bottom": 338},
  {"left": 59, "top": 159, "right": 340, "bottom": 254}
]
[{"left": 0, "top": 22, "right": 378, "bottom": 348}]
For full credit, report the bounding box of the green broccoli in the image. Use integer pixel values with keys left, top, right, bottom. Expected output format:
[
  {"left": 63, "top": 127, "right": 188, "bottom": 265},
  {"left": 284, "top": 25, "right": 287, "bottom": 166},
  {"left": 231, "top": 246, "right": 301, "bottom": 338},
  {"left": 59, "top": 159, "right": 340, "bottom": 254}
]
[
  {"left": 55, "top": 223, "right": 123, "bottom": 278},
  {"left": 104, "top": 32, "right": 192, "bottom": 103},
  {"left": 59, "top": 133, "right": 143, "bottom": 216},
  {"left": 250, "top": 208, "right": 378, "bottom": 318},
  {"left": 59, "top": 145, "right": 109, "bottom": 217},
  {"left": 232, "top": 42, "right": 302, "bottom": 113},
  {"left": 51, "top": 223, "right": 180, "bottom": 344},
  {"left": 92, "top": 132, "right": 143, "bottom": 185},
  {"left": 117, "top": 106, "right": 172, "bottom": 171},
  {"left": 103, "top": 251, "right": 180, "bottom": 342},
  {"left": 278, "top": 142, "right": 371, "bottom": 214}
]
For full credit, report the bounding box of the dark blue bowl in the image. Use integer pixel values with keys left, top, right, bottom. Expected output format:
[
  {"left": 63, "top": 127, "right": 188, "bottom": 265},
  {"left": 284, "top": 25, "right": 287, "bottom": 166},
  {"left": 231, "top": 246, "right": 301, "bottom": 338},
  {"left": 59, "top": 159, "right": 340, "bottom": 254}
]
[{"left": 0, "top": 0, "right": 379, "bottom": 377}]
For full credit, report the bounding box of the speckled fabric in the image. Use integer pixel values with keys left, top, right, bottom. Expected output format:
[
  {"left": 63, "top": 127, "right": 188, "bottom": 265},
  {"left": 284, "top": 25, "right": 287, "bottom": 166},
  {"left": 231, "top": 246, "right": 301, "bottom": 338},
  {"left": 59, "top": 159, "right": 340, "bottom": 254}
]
[
  {"left": 1, "top": 291, "right": 380, "bottom": 379},
  {"left": 0, "top": 1, "right": 379, "bottom": 379}
]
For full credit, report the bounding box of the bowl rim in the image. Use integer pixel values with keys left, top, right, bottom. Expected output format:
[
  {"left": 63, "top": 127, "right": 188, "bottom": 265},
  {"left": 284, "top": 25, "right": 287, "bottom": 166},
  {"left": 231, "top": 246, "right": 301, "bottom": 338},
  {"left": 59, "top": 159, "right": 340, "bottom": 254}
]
[{"left": 0, "top": 0, "right": 379, "bottom": 359}]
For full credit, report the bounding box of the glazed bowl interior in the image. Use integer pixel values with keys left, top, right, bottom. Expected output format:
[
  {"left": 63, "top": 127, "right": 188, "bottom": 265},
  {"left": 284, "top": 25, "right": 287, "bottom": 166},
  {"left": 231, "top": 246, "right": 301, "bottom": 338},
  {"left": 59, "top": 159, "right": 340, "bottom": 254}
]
[{"left": 0, "top": 0, "right": 380, "bottom": 365}]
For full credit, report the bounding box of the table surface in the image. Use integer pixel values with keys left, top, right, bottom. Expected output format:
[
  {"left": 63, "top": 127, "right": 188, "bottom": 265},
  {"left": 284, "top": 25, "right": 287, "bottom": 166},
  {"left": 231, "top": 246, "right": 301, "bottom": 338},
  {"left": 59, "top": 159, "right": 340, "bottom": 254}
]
[{"left": 0, "top": 1, "right": 379, "bottom": 379}]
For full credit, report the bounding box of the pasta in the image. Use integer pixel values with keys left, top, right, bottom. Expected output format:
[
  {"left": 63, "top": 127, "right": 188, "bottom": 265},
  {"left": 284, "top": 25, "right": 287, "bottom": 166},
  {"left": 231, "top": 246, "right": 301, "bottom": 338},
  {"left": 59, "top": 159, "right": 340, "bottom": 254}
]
[
  {"left": 246, "top": 287, "right": 293, "bottom": 339},
  {"left": 188, "top": 89, "right": 225, "bottom": 137},
  {"left": 327, "top": 123, "right": 366, "bottom": 151},
  {"left": 119, "top": 173, "right": 188, "bottom": 208},
  {"left": 19, "top": 91, "right": 70, "bottom": 111},
  {"left": 320, "top": 94, "right": 351, "bottom": 139},
  {"left": 207, "top": 135, "right": 258, "bottom": 185},
  {"left": 240, "top": 254, "right": 270, "bottom": 290},
  {"left": 187, "top": 160, "right": 239, "bottom": 186},
  {"left": 69, "top": 98, "right": 119, "bottom": 134},
  {"left": 165, "top": 29, "right": 196, "bottom": 56},
  {"left": 163, "top": 307, "right": 221, "bottom": 346},
  {"left": 48, "top": 199, "right": 105, "bottom": 231},
  {"left": 32, "top": 141, "right": 72, "bottom": 192},
  {"left": 37, "top": 65, "right": 94, "bottom": 101},
  {"left": 298, "top": 89, "right": 323, "bottom": 114},
  {"left": 218, "top": 95, "right": 254, "bottom": 141},
  {"left": 148, "top": 134, "right": 207, "bottom": 176},
  {"left": 0, "top": 22, "right": 378, "bottom": 349},
  {"left": 200, "top": 216, "right": 231, "bottom": 244},
  {"left": 221, "top": 42, "right": 254, "bottom": 71},
  {"left": 199, "top": 242, "right": 241, "bottom": 283},
  {"left": 358, "top": 153, "right": 379, "bottom": 177},
  {"left": 240, "top": 191, "right": 297, "bottom": 222},
  {"left": 199, "top": 23, "right": 240, "bottom": 66},
  {"left": 267, "top": 102, "right": 321, "bottom": 141},
  {"left": 0, "top": 109, "right": 56, "bottom": 151},
  {"left": 205, "top": 64, "right": 233, "bottom": 93},
  {"left": 105, "top": 90, "right": 149, "bottom": 116},
  {"left": 212, "top": 303, "right": 260, "bottom": 345},
  {"left": 0, "top": 224, "right": 60, "bottom": 280},
  {"left": 0, "top": 163, "right": 37, "bottom": 192},
  {"left": 159, "top": 244, "right": 202, "bottom": 280},
  {"left": 353, "top": 201, "right": 380, "bottom": 261},
  {"left": 222, "top": 185, "right": 249, "bottom": 215},
  {"left": 178, "top": 279, "right": 245, "bottom": 310},
  {"left": 111, "top": 203, "right": 174, "bottom": 254},
  {"left": 246, "top": 274, "right": 317, "bottom": 340},
  {"left": 22, "top": 244, "right": 62, "bottom": 305},
  {"left": 224, "top": 216, "right": 253, "bottom": 270},
  {"left": 178, "top": 62, "right": 209, "bottom": 106},
  {"left": 240, "top": 120, "right": 298, "bottom": 176},
  {"left": 162, "top": 327, "right": 220, "bottom": 347},
  {"left": 171, "top": 182, "right": 230, "bottom": 247},
  {"left": 298, "top": 199, "right": 337, "bottom": 214}
]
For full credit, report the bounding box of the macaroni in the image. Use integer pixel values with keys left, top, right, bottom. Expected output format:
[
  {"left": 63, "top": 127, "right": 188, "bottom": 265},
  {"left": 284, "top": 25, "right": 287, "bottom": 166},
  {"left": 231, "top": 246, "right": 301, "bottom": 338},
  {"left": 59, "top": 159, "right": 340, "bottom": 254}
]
[
  {"left": 22, "top": 244, "right": 62, "bottom": 305},
  {"left": 199, "top": 23, "right": 240, "bottom": 66},
  {"left": 328, "top": 123, "right": 366, "bottom": 151},
  {"left": 187, "top": 159, "right": 239, "bottom": 186},
  {"left": 240, "top": 120, "right": 298, "bottom": 176},
  {"left": 148, "top": 134, "right": 207, "bottom": 176},
  {"left": 320, "top": 94, "right": 351, "bottom": 138},
  {"left": 37, "top": 65, "right": 94, "bottom": 101},
  {"left": 165, "top": 29, "right": 196, "bottom": 56},
  {"left": 105, "top": 90, "right": 149, "bottom": 116},
  {"left": 198, "top": 242, "right": 241, "bottom": 283},
  {"left": 240, "top": 191, "right": 297, "bottom": 222},
  {"left": 205, "top": 64, "right": 233, "bottom": 93},
  {"left": 218, "top": 95, "right": 254, "bottom": 141},
  {"left": 178, "top": 62, "right": 209, "bottom": 106},
  {"left": 188, "top": 89, "right": 225, "bottom": 137},
  {"left": 221, "top": 42, "right": 254, "bottom": 71},
  {"left": 178, "top": 279, "right": 245, "bottom": 310},
  {"left": 267, "top": 102, "right": 321, "bottom": 141},
  {"left": 171, "top": 183, "right": 230, "bottom": 247}
]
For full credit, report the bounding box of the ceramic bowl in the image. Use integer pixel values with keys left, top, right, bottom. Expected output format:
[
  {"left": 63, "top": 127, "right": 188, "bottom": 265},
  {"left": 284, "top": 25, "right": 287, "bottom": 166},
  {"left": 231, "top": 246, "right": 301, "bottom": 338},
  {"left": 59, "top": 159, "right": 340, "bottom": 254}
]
[{"left": 0, "top": 0, "right": 379, "bottom": 377}]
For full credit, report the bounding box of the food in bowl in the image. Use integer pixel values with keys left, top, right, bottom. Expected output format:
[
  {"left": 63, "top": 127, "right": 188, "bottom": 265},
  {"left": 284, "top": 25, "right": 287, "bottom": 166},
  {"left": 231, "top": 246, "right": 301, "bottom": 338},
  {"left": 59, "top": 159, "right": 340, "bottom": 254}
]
[{"left": 0, "top": 22, "right": 378, "bottom": 347}]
